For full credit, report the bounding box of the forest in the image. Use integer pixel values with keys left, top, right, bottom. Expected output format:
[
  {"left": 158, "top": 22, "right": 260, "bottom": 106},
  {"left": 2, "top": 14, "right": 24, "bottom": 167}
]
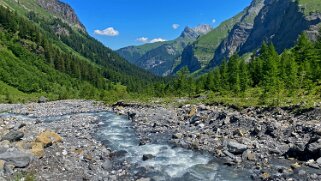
[{"left": 153, "top": 33, "right": 321, "bottom": 107}]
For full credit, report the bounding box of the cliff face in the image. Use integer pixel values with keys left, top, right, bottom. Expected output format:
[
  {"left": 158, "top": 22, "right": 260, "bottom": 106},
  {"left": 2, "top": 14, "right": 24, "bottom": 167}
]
[
  {"left": 117, "top": 25, "right": 212, "bottom": 76},
  {"left": 37, "top": 0, "right": 86, "bottom": 32},
  {"left": 209, "top": 0, "right": 321, "bottom": 67}
]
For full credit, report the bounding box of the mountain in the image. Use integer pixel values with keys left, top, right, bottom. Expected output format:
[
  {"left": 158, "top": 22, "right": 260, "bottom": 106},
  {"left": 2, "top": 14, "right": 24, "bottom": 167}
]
[
  {"left": 0, "top": 0, "right": 158, "bottom": 102},
  {"left": 188, "top": 0, "right": 321, "bottom": 71},
  {"left": 117, "top": 25, "right": 212, "bottom": 76}
]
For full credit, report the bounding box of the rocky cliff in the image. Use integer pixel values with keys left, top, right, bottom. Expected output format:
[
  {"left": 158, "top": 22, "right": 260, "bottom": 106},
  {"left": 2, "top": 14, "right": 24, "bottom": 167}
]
[
  {"left": 209, "top": 0, "right": 321, "bottom": 67},
  {"left": 117, "top": 25, "right": 212, "bottom": 76},
  {"left": 37, "top": 0, "right": 86, "bottom": 32}
]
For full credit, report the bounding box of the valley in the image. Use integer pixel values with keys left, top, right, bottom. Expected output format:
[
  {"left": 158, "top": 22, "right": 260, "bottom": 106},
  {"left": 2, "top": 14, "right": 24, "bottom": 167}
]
[{"left": 0, "top": 0, "right": 321, "bottom": 180}]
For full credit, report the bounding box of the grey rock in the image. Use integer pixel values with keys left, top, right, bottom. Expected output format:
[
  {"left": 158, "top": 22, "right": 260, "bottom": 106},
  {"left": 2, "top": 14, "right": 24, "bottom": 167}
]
[
  {"left": 102, "top": 159, "right": 112, "bottom": 170},
  {"left": 242, "top": 150, "right": 256, "bottom": 161},
  {"left": 38, "top": 96, "right": 48, "bottom": 103},
  {"left": 317, "top": 157, "right": 321, "bottom": 164},
  {"left": 0, "top": 151, "right": 32, "bottom": 168},
  {"left": 142, "top": 154, "right": 155, "bottom": 161},
  {"left": 1, "top": 130, "right": 24, "bottom": 142},
  {"left": 307, "top": 139, "right": 321, "bottom": 153},
  {"left": 226, "top": 140, "right": 248, "bottom": 154},
  {"left": 172, "top": 133, "right": 183, "bottom": 139}
]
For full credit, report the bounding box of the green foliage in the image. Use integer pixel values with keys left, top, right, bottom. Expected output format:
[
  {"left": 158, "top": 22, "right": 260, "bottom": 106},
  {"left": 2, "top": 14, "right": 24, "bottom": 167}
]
[{"left": 152, "top": 31, "right": 321, "bottom": 107}]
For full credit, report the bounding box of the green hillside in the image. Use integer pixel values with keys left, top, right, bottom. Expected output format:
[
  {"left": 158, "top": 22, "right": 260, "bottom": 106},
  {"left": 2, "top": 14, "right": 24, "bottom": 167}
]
[
  {"left": 297, "top": 0, "right": 321, "bottom": 15},
  {"left": 0, "top": 0, "right": 160, "bottom": 103},
  {"left": 193, "top": 12, "right": 244, "bottom": 66}
]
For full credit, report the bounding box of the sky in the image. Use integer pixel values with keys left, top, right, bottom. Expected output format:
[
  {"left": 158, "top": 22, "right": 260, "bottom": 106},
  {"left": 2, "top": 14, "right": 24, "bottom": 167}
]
[{"left": 61, "top": 0, "right": 252, "bottom": 50}]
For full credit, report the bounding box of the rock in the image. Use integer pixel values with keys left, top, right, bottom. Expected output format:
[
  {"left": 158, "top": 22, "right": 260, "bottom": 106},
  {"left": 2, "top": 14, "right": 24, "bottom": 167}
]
[
  {"left": 242, "top": 150, "right": 256, "bottom": 161},
  {"left": 291, "top": 162, "right": 301, "bottom": 169},
  {"left": 31, "top": 142, "right": 45, "bottom": 158},
  {"left": 307, "top": 139, "right": 321, "bottom": 154},
  {"left": 38, "top": 96, "right": 48, "bottom": 103},
  {"left": 15, "top": 123, "right": 26, "bottom": 130},
  {"left": 188, "top": 107, "right": 197, "bottom": 117},
  {"left": 136, "top": 178, "right": 151, "bottom": 181},
  {"left": 35, "top": 130, "right": 63, "bottom": 147},
  {"left": 142, "top": 154, "right": 155, "bottom": 161},
  {"left": 233, "top": 129, "right": 244, "bottom": 137},
  {"left": 1, "top": 130, "right": 24, "bottom": 142},
  {"left": 172, "top": 133, "right": 183, "bottom": 139},
  {"left": 317, "top": 157, "right": 321, "bottom": 164},
  {"left": 226, "top": 140, "right": 248, "bottom": 154},
  {"left": 0, "top": 150, "right": 32, "bottom": 168},
  {"left": 229, "top": 115, "right": 239, "bottom": 124},
  {"left": 260, "top": 172, "right": 270, "bottom": 180},
  {"left": 0, "top": 160, "right": 5, "bottom": 175},
  {"left": 102, "top": 159, "right": 112, "bottom": 170}
]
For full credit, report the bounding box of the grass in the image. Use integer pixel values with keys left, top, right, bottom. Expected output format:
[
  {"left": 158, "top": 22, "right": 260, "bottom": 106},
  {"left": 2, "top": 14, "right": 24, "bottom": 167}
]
[
  {"left": 193, "top": 12, "right": 244, "bottom": 65},
  {"left": 297, "top": 0, "right": 321, "bottom": 15}
]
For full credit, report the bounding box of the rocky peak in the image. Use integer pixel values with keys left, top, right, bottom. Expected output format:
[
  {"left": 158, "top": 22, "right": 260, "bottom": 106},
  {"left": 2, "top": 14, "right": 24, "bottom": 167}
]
[
  {"left": 180, "top": 25, "right": 212, "bottom": 39},
  {"left": 37, "top": 0, "right": 86, "bottom": 33}
]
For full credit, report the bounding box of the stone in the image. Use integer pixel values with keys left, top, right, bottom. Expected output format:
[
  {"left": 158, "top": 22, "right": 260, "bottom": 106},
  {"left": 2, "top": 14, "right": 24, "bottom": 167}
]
[
  {"left": 31, "top": 142, "right": 45, "bottom": 158},
  {"left": 35, "top": 130, "right": 63, "bottom": 147},
  {"left": 0, "top": 150, "right": 32, "bottom": 168},
  {"left": 307, "top": 139, "right": 321, "bottom": 153},
  {"left": 260, "top": 172, "right": 270, "bottom": 180},
  {"left": 136, "top": 178, "right": 151, "bottom": 181},
  {"left": 102, "top": 159, "right": 112, "bottom": 170},
  {"left": 317, "top": 157, "right": 321, "bottom": 164},
  {"left": 15, "top": 123, "right": 26, "bottom": 130},
  {"left": 291, "top": 162, "right": 301, "bottom": 169},
  {"left": 0, "top": 160, "right": 5, "bottom": 174},
  {"left": 172, "top": 133, "right": 183, "bottom": 139},
  {"left": 242, "top": 150, "right": 256, "bottom": 161},
  {"left": 188, "top": 107, "right": 197, "bottom": 117},
  {"left": 1, "top": 130, "right": 24, "bottom": 142},
  {"left": 226, "top": 140, "right": 248, "bottom": 154},
  {"left": 142, "top": 154, "right": 155, "bottom": 161},
  {"left": 233, "top": 129, "right": 244, "bottom": 137},
  {"left": 38, "top": 96, "right": 48, "bottom": 103}
]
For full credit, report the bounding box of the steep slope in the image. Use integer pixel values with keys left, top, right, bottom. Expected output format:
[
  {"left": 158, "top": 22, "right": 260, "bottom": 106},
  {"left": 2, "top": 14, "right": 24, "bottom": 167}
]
[
  {"left": 174, "top": 12, "right": 245, "bottom": 74},
  {"left": 117, "top": 25, "right": 212, "bottom": 76},
  {"left": 209, "top": 0, "right": 321, "bottom": 67},
  {"left": 0, "top": 0, "right": 159, "bottom": 101}
]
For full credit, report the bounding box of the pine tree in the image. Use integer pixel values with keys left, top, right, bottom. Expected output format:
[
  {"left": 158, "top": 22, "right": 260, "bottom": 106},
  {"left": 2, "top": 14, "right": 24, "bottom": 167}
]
[
  {"left": 227, "top": 54, "right": 240, "bottom": 93},
  {"left": 239, "top": 59, "right": 250, "bottom": 92}
]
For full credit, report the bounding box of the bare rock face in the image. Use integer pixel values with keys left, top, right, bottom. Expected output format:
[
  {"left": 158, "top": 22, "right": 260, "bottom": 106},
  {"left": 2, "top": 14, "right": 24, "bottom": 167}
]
[
  {"left": 210, "top": 0, "right": 321, "bottom": 67},
  {"left": 37, "top": 0, "right": 86, "bottom": 33}
]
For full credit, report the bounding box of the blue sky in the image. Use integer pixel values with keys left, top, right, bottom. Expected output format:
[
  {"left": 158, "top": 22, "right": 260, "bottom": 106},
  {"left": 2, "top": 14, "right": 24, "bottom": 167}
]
[{"left": 62, "top": 0, "right": 252, "bottom": 50}]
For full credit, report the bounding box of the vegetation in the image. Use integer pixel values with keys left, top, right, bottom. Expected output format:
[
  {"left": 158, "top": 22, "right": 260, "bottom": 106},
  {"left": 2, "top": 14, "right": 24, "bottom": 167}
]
[
  {"left": 152, "top": 32, "right": 321, "bottom": 108},
  {"left": 0, "top": 5, "right": 159, "bottom": 103}
]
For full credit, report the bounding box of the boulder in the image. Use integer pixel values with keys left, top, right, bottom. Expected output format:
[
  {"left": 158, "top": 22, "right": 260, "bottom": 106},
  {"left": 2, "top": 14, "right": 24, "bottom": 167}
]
[
  {"left": 35, "top": 130, "right": 63, "bottom": 147},
  {"left": 308, "top": 139, "right": 321, "bottom": 152},
  {"left": 172, "top": 133, "right": 183, "bottom": 139},
  {"left": 142, "top": 154, "right": 155, "bottom": 161},
  {"left": 0, "top": 160, "right": 5, "bottom": 175},
  {"left": 242, "top": 150, "right": 256, "bottom": 161},
  {"left": 226, "top": 140, "right": 248, "bottom": 154},
  {"left": 0, "top": 150, "right": 32, "bottom": 168},
  {"left": 317, "top": 157, "right": 321, "bottom": 164},
  {"left": 1, "top": 130, "right": 24, "bottom": 142},
  {"left": 38, "top": 96, "right": 48, "bottom": 103},
  {"left": 31, "top": 142, "right": 45, "bottom": 158},
  {"left": 102, "top": 159, "right": 112, "bottom": 170}
]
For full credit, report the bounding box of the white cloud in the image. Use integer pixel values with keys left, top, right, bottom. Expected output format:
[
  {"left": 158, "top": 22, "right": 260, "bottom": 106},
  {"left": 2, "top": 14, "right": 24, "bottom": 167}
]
[
  {"left": 136, "top": 37, "right": 166, "bottom": 44},
  {"left": 172, "top": 24, "right": 180, "bottom": 30},
  {"left": 137, "top": 37, "right": 149, "bottom": 43},
  {"left": 212, "top": 19, "right": 216, "bottom": 24},
  {"left": 94, "top": 27, "right": 119, "bottom": 36},
  {"left": 150, "top": 38, "right": 166, "bottom": 43}
]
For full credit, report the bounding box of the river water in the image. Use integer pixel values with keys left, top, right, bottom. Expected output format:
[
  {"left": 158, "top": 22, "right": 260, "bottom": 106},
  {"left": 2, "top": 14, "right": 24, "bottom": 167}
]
[{"left": 0, "top": 111, "right": 251, "bottom": 180}]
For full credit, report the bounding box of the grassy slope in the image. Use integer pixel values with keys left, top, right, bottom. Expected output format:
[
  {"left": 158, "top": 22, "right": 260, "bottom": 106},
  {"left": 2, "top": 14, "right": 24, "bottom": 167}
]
[
  {"left": 193, "top": 12, "right": 244, "bottom": 66},
  {"left": 297, "top": 0, "right": 321, "bottom": 15}
]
